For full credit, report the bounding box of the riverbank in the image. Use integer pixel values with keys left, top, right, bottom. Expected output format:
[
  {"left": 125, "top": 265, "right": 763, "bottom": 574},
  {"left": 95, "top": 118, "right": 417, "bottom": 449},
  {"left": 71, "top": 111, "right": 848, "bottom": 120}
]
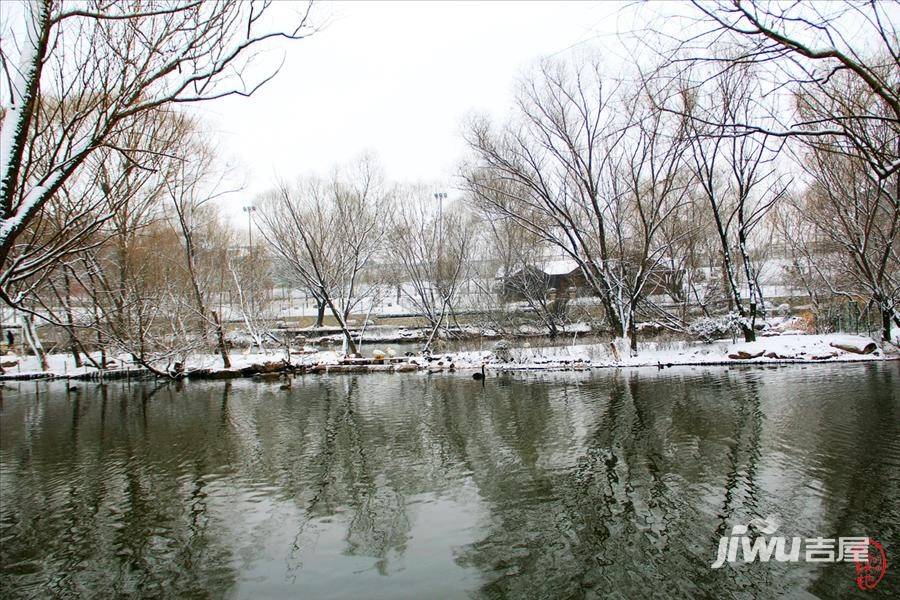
[
  {"left": 1, "top": 332, "right": 896, "bottom": 382},
  {"left": 447, "top": 332, "right": 898, "bottom": 372}
]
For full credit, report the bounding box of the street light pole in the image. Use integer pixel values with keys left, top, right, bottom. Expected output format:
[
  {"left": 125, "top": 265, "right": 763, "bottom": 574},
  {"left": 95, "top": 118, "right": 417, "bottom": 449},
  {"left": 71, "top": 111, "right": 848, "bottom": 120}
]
[
  {"left": 242, "top": 205, "right": 256, "bottom": 252},
  {"left": 433, "top": 192, "right": 446, "bottom": 244}
]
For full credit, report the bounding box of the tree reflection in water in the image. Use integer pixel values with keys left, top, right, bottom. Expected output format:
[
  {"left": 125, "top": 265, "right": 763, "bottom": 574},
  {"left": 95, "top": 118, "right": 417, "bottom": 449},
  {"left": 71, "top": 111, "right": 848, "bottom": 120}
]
[{"left": 0, "top": 364, "right": 896, "bottom": 599}]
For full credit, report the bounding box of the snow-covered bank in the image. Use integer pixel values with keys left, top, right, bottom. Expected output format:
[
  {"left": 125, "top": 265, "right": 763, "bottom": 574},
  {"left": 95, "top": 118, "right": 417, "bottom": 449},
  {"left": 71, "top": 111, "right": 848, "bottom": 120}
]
[
  {"left": 1, "top": 334, "right": 895, "bottom": 381},
  {"left": 443, "top": 333, "right": 897, "bottom": 372},
  {"left": 0, "top": 346, "right": 426, "bottom": 381}
]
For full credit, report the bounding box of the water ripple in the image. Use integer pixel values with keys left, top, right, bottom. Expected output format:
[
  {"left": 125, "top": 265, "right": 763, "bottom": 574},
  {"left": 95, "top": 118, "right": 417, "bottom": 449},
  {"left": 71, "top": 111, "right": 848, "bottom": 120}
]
[{"left": 1, "top": 364, "right": 897, "bottom": 599}]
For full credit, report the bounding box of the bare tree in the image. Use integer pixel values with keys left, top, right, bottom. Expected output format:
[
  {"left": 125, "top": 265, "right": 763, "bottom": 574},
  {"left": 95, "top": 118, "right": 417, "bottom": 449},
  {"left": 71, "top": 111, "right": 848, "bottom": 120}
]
[
  {"left": 797, "top": 139, "right": 898, "bottom": 342},
  {"left": 227, "top": 245, "right": 274, "bottom": 352},
  {"left": 388, "top": 186, "right": 475, "bottom": 350},
  {"left": 2, "top": 108, "right": 185, "bottom": 318},
  {"left": 682, "top": 65, "right": 789, "bottom": 342},
  {"left": 165, "top": 136, "right": 235, "bottom": 368},
  {"left": 773, "top": 198, "right": 837, "bottom": 332},
  {"left": 14, "top": 112, "right": 183, "bottom": 371},
  {"left": 665, "top": 1, "right": 899, "bottom": 180},
  {"left": 256, "top": 158, "right": 390, "bottom": 355},
  {"left": 463, "top": 59, "right": 691, "bottom": 353},
  {"left": 0, "top": 0, "right": 315, "bottom": 307},
  {"left": 36, "top": 121, "right": 242, "bottom": 375},
  {"left": 502, "top": 266, "right": 574, "bottom": 340},
  {"left": 655, "top": 187, "right": 722, "bottom": 321},
  {"left": 643, "top": 1, "right": 898, "bottom": 340},
  {"left": 472, "top": 200, "right": 574, "bottom": 339},
  {"left": 74, "top": 220, "right": 197, "bottom": 375}
]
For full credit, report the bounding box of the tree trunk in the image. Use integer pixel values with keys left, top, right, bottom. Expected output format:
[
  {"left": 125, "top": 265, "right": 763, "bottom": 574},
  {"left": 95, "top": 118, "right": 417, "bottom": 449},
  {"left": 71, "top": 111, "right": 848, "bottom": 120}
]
[
  {"left": 98, "top": 329, "right": 106, "bottom": 369},
  {"left": 881, "top": 304, "right": 893, "bottom": 343},
  {"left": 322, "top": 293, "right": 358, "bottom": 355},
  {"left": 740, "top": 322, "right": 756, "bottom": 342},
  {"left": 423, "top": 297, "right": 451, "bottom": 353},
  {"left": 737, "top": 208, "right": 759, "bottom": 343},
  {"left": 211, "top": 310, "right": 231, "bottom": 368},
  {"left": 178, "top": 210, "right": 232, "bottom": 368},
  {"left": 315, "top": 298, "right": 326, "bottom": 328},
  {"left": 721, "top": 259, "right": 734, "bottom": 312},
  {"left": 69, "top": 339, "right": 82, "bottom": 368},
  {"left": 629, "top": 318, "right": 637, "bottom": 353},
  {"left": 114, "top": 233, "right": 128, "bottom": 336},
  {"left": 602, "top": 299, "right": 625, "bottom": 341},
  {"left": 21, "top": 314, "right": 48, "bottom": 371},
  {"left": 62, "top": 271, "right": 82, "bottom": 368}
]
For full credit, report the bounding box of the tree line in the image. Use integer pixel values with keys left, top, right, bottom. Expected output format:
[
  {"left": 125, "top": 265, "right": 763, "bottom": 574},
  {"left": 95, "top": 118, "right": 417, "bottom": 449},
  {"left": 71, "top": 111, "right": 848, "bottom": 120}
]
[{"left": 0, "top": 0, "right": 896, "bottom": 371}]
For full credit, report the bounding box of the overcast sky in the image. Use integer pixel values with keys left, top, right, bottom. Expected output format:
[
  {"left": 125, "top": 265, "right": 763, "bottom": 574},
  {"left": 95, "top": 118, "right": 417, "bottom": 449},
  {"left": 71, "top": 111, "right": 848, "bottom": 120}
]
[{"left": 197, "top": 1, "right": 652, "bottom": 218}]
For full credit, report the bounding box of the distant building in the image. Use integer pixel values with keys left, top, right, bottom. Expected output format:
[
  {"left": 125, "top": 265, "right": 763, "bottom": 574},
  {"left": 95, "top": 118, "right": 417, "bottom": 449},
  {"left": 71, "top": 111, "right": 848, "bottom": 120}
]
[
  {"left": 500, "top": 258, "right": 585, "bottom": 301},
  {"left": 499, "top": 256, "right": 680, "bottom": 302}
]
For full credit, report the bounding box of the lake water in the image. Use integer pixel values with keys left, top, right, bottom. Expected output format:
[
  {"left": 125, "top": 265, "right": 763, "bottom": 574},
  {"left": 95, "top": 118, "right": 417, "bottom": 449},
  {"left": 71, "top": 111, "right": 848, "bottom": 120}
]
[{"left": 1, "top": 364, "right": 897, "bottom": 598}]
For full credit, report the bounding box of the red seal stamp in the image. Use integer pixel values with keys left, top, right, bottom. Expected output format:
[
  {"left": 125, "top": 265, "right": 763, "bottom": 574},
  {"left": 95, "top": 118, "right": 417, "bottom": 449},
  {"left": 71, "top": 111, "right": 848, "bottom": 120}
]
[{"left": 855, "top": 538, "right": 887, "bottom": 591}]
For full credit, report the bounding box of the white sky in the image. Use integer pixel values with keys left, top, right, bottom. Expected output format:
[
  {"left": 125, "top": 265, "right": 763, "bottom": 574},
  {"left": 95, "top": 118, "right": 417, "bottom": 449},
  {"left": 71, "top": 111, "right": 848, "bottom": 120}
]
[{"left": 197, "top": 1, "right": 650, "bottom": 218}]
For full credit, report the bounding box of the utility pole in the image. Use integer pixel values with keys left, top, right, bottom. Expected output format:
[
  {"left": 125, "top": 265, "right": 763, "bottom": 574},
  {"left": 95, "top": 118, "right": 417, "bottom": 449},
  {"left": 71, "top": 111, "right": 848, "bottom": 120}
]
[
  {"left": 433, "top": 192, "right": 447, "bottom": 245},
  {"left": 243, "top": 205, "right": 256, "bottom": 252}
]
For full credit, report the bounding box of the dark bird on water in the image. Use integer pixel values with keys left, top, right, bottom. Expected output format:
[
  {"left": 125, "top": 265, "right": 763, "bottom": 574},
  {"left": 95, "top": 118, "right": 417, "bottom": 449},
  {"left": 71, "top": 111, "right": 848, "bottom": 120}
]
[{"left": 472, "top": 364, "right": 485, "bottom": 381}]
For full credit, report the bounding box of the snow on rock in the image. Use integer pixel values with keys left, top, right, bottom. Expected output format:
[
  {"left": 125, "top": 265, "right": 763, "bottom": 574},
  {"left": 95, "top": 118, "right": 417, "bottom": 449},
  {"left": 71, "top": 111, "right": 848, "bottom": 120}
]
[
  {"left": 828, "top": 335, "right": 878, "bottom": 355},
  {"left": 1, "top": 346, "right": 351, "bottom": 380},
  {"left": 446, "top": 333, "right": 892, "bottom": 372},
  {"left": 726, "top": 334, "right": 880, "bottom": 361},
  {"left": 1, "top": 334, "right": 893, "bottom": 381}
]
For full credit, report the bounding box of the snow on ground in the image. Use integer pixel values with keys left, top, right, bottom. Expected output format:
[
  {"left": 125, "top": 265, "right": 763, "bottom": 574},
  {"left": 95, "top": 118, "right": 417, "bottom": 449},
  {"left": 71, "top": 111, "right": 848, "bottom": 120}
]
[
  {"left": 0, "top": 347, "right": 345, "bottom": 379},
  {"left": 1, "top": 333, "right": 895, "bottom": 380},
  {"left": 443, "top": 333, "right": 895, "bottom": 371},
  {"left": 0, "top": 351, "right": 99, "bottom": 378}
]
